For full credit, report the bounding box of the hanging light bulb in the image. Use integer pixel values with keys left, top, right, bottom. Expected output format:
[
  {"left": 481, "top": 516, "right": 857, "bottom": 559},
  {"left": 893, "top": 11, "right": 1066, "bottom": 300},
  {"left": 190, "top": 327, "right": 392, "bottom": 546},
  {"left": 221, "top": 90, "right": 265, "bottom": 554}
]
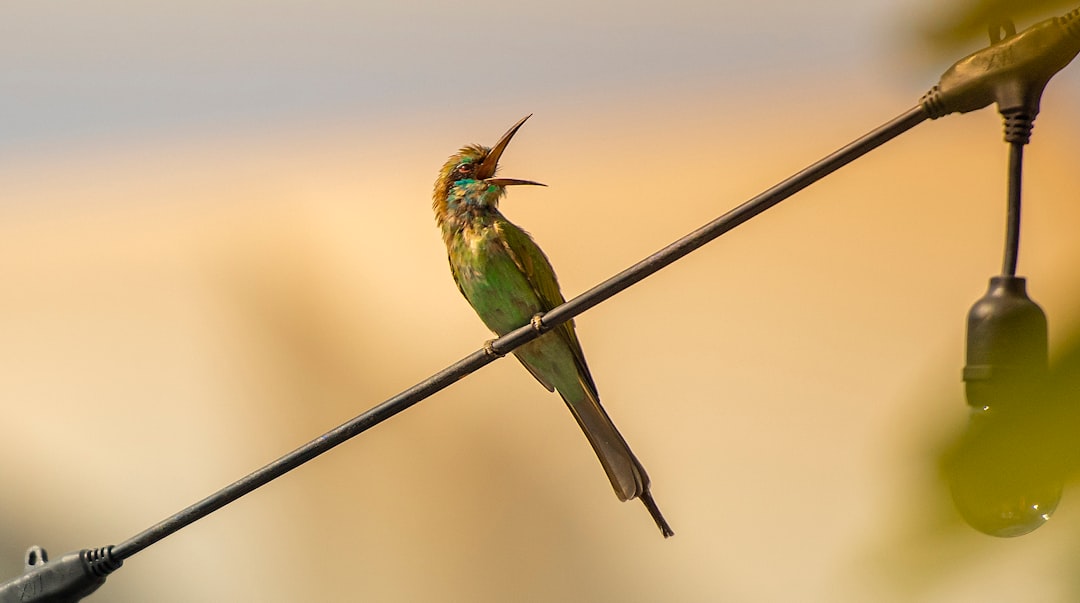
[
  {"left": 947, "top": 276, "right": 1060, "bottom": 537},
  {"left": 923, "top": 10, "right": 1080, "bottom": 535}
]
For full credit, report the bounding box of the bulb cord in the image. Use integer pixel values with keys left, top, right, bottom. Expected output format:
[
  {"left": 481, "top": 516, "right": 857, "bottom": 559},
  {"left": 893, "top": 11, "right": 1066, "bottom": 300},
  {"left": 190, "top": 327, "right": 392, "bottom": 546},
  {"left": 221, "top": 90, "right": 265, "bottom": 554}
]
[{"left": 1002, "top": 138, "right": 1024, "bottom": 277}]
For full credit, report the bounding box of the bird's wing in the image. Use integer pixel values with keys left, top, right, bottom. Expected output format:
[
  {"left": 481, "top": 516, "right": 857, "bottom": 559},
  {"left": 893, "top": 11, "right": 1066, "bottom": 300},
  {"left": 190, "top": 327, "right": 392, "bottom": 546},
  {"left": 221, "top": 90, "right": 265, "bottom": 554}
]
[
  {"left": 494, "top": 219, "right": 600, "bottom": 398},
  {"left": 447, "top": 254, "right": 469, "bottom": 300}
]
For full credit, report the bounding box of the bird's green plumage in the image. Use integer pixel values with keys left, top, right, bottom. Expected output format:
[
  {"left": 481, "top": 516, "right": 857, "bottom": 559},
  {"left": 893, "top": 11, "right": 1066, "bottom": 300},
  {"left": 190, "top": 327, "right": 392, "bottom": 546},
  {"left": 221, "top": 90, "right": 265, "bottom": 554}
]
[{"left": 431, "top": 118, "right": 672, "bottom": 537}]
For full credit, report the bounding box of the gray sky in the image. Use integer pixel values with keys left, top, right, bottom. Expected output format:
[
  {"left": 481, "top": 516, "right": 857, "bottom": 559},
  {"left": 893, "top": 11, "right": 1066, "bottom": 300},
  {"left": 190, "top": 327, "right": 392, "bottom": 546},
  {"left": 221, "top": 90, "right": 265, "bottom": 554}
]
[{"left": 2, "top": 1, "right": 936, "bottom": 150}]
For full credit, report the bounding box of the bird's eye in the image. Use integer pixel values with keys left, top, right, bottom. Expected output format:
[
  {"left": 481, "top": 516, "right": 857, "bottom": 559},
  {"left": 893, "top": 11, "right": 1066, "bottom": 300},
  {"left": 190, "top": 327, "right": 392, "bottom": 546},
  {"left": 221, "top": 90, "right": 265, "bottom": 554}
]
[{"left": 457, "top": 163, "right": 473, "bottom": 176}]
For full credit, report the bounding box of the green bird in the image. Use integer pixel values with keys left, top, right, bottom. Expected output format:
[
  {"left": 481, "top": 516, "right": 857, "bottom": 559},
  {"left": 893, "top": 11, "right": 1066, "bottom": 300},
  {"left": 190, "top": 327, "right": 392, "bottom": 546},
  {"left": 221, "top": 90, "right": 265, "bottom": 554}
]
[{"left": 432, "top": 115, "right": 673, "bottom": 537}]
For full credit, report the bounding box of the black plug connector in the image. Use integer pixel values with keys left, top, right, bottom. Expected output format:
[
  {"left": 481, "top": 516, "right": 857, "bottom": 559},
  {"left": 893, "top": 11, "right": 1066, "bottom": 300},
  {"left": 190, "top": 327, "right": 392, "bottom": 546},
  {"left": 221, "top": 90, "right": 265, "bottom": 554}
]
[
  {"left": 921, "top": 7, "right": 1080, "bottom": 143},
  {"left": 0, "top": 546, "right": 120, "bottom": 603}
]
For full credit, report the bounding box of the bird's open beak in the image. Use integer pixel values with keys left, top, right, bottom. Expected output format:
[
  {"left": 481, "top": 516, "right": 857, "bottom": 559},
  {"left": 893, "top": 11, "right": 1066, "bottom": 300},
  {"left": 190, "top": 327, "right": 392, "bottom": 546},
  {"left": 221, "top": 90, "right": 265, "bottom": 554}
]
[
  {"left": 484, "top": 177, "right": 546, "bottom": 187},
  {"left": 478, "top": 115, "right": 546, "bottom": 187}
]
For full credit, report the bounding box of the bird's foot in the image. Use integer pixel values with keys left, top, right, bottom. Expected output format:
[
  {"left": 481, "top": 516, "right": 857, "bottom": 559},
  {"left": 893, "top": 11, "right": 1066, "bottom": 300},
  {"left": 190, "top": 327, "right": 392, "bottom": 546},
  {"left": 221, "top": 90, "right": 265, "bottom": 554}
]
[
  {"left": 530, "top": 313, "right": 546, "bottom": 333},
  {"left": 482, "top": 339, "right": 504, "bottom": 358}
]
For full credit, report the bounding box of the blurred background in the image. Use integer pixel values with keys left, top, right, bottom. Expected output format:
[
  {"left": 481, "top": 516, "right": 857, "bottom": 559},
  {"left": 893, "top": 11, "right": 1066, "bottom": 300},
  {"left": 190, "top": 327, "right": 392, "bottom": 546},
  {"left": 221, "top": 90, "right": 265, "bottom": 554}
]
[{"left": 2, "top": 0, "right": 1080, "bottom": 601}]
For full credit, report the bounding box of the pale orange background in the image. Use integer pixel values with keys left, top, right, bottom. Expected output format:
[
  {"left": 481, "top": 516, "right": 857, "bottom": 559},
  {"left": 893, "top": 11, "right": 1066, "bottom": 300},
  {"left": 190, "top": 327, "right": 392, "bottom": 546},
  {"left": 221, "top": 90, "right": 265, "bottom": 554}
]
[{"left": 3, "top": 2, "right": 1080, "bottom": 601}]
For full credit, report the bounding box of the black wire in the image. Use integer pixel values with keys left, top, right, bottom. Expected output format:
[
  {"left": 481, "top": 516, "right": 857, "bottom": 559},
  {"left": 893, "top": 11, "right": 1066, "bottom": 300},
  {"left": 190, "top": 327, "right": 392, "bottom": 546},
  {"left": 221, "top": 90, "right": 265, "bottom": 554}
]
[
  {"left": 544, "top": 106, "right": 929, "bottom": 326},
  {"left": 1003, "top": 141, "right": 1024, "bottom": 277},
  {"left": 109, "top": 104, "right": 929, "bottom": 562},
  {"left": 110, "top": 344, "right": 508, "bottom": 560}
]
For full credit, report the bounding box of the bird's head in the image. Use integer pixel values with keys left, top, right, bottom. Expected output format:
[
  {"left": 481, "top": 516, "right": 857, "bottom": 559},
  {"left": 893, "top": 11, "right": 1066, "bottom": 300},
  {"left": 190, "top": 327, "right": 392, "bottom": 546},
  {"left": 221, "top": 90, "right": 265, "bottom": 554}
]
[{"left": 432, "top": 115, "right": 545, "bottom": 220}]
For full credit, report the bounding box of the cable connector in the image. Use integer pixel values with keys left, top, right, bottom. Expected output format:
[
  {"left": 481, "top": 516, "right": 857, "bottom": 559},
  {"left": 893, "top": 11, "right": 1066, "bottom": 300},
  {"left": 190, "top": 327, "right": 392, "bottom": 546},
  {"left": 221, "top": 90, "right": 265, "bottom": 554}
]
[
  {"left": 0, "top": 546, "right": 120, "bottom": 603},
  {"left": 920, "top": 8, "right": 1080, "bottom": 126}
]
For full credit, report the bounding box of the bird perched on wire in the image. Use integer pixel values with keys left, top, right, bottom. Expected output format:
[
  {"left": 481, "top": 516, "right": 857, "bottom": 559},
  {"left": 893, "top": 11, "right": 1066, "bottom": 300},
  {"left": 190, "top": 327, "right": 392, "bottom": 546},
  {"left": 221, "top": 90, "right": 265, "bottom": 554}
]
[{"left": 431, "top": 115, "right": 672, "bottom": 537}]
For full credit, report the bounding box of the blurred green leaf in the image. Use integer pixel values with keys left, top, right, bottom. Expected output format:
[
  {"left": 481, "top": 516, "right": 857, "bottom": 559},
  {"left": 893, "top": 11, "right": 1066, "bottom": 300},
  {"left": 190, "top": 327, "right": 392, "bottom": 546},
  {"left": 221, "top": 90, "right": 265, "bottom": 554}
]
[{"left": 922, "top": 0, "right": 1078, "bottom": 49}]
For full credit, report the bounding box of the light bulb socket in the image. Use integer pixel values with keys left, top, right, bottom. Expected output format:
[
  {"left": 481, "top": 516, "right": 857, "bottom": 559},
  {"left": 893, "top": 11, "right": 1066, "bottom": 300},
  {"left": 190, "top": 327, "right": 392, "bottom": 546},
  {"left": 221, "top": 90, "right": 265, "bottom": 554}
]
[{"left": 963, "top": 275, "right": 1048, "bottom": 410}]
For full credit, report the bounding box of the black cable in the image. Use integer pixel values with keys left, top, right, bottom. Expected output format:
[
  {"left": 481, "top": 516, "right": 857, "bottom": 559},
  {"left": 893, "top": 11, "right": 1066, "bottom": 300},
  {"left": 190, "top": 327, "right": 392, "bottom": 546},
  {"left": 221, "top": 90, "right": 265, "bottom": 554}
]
[
  {"left": 543, "top": 106, "right": 929, "bottom": 326},
  {"left": 107, "top": 104, "right": 929, "bottom": 562},
  {"left": 1003, "top": 141, "right": 1024, "bottom": 277}
]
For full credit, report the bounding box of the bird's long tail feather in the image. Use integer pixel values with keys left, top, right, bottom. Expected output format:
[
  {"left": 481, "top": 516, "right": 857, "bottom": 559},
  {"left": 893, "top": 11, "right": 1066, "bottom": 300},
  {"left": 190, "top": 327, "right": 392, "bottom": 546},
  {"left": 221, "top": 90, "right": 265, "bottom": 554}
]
[{"left": 563, "top": 389, "right": 674, "bottom": 538}]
